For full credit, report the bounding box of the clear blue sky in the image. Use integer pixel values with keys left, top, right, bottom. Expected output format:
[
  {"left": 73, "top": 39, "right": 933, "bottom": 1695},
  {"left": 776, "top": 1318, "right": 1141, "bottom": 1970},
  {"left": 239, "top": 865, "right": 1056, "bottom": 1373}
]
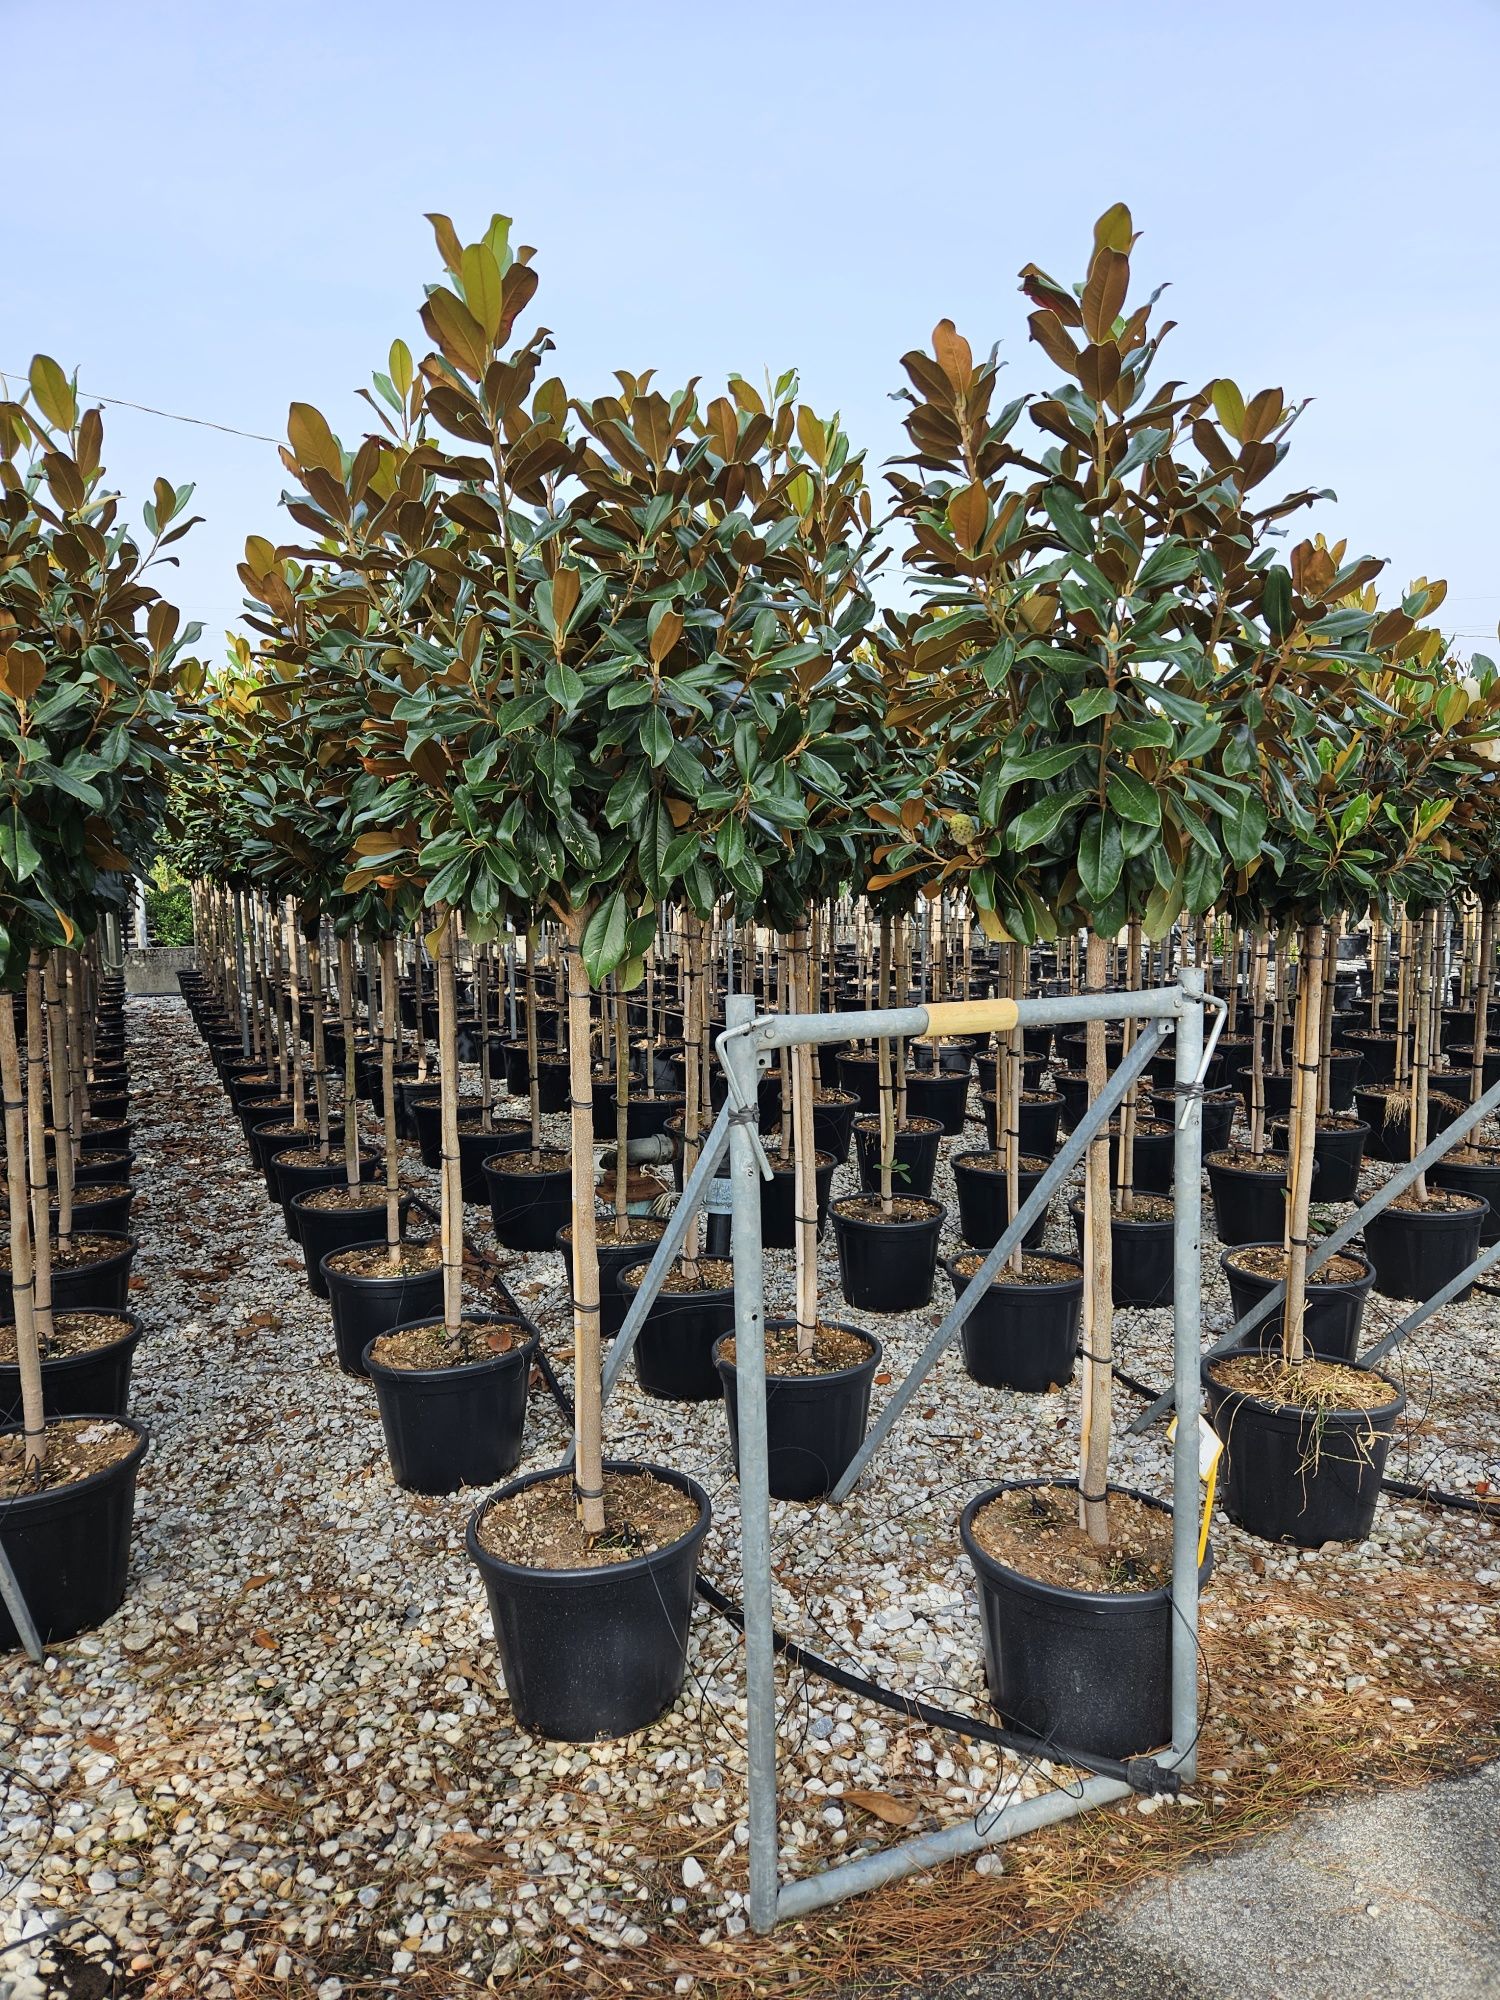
[{"left": 4, "top": 0, "right": 1496, "bottom": 656}]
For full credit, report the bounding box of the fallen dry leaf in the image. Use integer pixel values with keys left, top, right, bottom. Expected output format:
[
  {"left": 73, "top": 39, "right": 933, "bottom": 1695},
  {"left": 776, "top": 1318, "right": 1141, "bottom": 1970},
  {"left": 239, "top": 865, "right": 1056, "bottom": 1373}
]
[
  {"left": 841, "top": 1789, "right": 917, "bottom": 1828},
  {"left": 251, "top": 1629, "right": 278, "bottom": 1651}
]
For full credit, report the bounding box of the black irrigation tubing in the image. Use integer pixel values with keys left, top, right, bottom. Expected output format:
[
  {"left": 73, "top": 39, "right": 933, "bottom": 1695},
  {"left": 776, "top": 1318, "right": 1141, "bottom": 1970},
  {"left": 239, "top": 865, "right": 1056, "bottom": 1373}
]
[{"left": 526, "top": 1309, "right": 1174, "bottom": 1797}]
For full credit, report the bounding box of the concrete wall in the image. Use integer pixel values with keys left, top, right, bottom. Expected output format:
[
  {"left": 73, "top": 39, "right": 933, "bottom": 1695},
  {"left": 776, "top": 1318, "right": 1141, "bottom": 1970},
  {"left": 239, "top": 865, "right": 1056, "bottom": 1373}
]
[{"left": 124, "top": 947, "right": 197, "bottom": 998}]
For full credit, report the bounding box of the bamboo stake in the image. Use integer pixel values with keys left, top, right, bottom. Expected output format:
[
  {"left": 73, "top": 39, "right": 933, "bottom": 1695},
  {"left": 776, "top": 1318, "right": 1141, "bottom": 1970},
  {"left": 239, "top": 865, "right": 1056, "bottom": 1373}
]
[
  {"left": 791, "top": 919, "right": 818, "bottom": 1352},
  {"left": 1472, "top": 900, "right": 1496, "bottom": 1106},
  {"left": 681, "top": 910, "right": 703, "bottom": 1278},
  {"left": 1411, "top": 908, "right": 1435, "bottom": 1201},
  {"left": 338, "top": 933, "right": 360, "bottom": 1186},
  {"left": 0, "top": 992, "right": 43, "bottom": 1469},
  {"left": 564, "top": 911, "right": 606, "bottom": 1537},
  {"left": 1281, "top": 920, "right": 1326, "bottom": 1365},
  {"left": 380, "top": 937, "right": 401, "bottom": 1259},
  {"left": 877, "top": 916, "right": 895, "bottom": 1215},
  {"left": 24, "top": 956, "right": 53, "bottom": 1352},
  {"left": 436, "top": 909, "right": 464, "bottom": 1334},
  {"left": 43, "top": 953, "right": 74, "bottom": 1253},
  {"left": 1249, "top": 925, "right": 1270, "bottom": 1157},
  {"left": 1078, "top": 932, "right": 1113, "bottom": 1547},
  {"left": 613, "top": 986, "right": 630, "bottom": 1235}
]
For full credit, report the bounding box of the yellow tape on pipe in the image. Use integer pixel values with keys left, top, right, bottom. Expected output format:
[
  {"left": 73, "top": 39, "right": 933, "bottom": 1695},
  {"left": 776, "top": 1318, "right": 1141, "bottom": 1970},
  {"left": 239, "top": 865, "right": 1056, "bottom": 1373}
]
[{"left": 920, "top": 999, "right": 1020, "bottom": 1038}]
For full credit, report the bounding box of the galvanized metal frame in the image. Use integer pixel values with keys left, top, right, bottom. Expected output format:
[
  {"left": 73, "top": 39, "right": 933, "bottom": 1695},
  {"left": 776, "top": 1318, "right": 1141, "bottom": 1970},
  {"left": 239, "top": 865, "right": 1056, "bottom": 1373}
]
[
  {"left": 718, "top": 973, "right": 1210, "bottom": 1931},
  {"left": 1129, "top": 1064, "right": 1500, "bottom": 1432}
]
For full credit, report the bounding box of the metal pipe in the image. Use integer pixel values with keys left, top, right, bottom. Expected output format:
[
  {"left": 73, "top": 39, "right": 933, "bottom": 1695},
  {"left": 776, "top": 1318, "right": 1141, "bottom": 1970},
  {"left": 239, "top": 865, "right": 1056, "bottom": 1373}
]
[
  {"left": 1359, "top": 1235, "right": 1500, "bottom": 1366},
  {"left": 1169, "top": 967, "right": 1204, "bottom": 1776},
  {"left": 774, "top": 1774, "right": 1132, "bottom": 1921},
  {"left": 1129, "top": 1066, "right": 1500, "bottom": 1433},
  {"left": 829, "top": 1018, "right": 1169, "bottom": 1502},
  {"left": 0, "top": 1541, "right": 43, "bottom": 1663},
  {"left": 745, "top": 987, "right": 1184, "bottom": 1058},
  {"left": 725, "top": 994, "right": 781, "bottom": 1936}
]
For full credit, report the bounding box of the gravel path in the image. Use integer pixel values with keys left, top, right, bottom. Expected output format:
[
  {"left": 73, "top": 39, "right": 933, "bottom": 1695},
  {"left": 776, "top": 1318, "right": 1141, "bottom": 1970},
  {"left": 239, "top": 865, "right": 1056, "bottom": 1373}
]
[{"left": 0, "top": 996, "right": 1496, "bottom": 1998}]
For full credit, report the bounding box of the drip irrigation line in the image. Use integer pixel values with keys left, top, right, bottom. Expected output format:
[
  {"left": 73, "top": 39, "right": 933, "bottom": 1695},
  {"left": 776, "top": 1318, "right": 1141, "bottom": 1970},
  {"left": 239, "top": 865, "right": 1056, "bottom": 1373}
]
[{"left": 693, "top": 1571, "right": 1178, "bottom": 1798}]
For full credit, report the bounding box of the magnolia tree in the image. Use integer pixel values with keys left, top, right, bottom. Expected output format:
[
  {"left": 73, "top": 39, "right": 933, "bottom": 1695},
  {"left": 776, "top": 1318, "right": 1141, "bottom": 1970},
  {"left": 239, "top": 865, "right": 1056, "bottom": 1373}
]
[{"left": 0, "top": 358, "right": 198, "bottom": 1467}]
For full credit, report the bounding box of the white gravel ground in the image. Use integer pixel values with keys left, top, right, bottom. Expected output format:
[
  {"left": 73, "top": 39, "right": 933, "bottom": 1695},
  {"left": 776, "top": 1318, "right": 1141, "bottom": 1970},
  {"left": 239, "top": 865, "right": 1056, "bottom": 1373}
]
[{"left": 0, "top": 996, "right": 1496, "bottom": 1998}]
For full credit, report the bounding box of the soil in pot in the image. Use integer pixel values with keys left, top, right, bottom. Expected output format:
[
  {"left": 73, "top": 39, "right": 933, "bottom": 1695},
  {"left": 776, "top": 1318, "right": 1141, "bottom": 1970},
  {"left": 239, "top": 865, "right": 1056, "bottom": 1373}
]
[
  {"left": 484, "top": 1147, "right": 572, "bottom": 1252},
  {"left": 0, "top": 1311, "right": 141, "bottom": 1425},
  {"left": 558, "top": 1217, "right": 667, "bottom": 1337},
  {"left": 716, "top": 1319, "right": 881, "bottom": 1502},
  {"left": 1206, "top": 1149, "right": 1290, "bottom": 1247},
  {"left": 946, "top": 1250, "right": 1082, "bottom": 1392},
  {"left": 853, "top": 1115, "right": 942, "bottom": 1199},
  {"left": 467, "top": 1463, "right": 710, "bottom": 1740},
  {"left": 364, "top": 1315, "right": 535, "bottom": 1493},
  {"left": 321, "top": 1240, "right": 443, "bottom": 1376},
  {"left": 1362, "top": 1187, "right": 1488, "bottom": 1302},
  {"left": 275, "top": 1151, "right": 381, "bottom": 1237},
  {"left": 1203, "top": 1351, "right": 1404, "bottom": 1546},
  {"left": 951, "top": 1149, "right": 1050, "bottom": 1252},
  {"left": 0, "top": 1232, "right": 136, "bottom": 1318},
  {"left": 620, "top": 1255, "right": 734, "bottom": 1403},
  {"left": 292, "top": 1185, "right": 415, "bottom": 1298},
  {"left": 0, "top": 1416, "right": 149, "bottom": 1649},
  {"left": 1431, "top": 1144, "right": 1500, "bottom": 1245},
  {"left": 960, "top": 1480, "right": 1208, "bottom": 1759},
  {"left": 831, "top": 1194, "right": 945, "bottom": 1311},
  {"left": 1221, "top": 1243, "right": 1374, "bottom": 1362}
]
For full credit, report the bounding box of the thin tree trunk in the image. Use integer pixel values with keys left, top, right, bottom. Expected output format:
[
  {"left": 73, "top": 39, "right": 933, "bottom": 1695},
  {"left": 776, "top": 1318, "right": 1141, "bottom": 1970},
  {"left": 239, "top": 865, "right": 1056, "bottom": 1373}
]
[
  {"left": 44, "top": 953, "right": 74, "bottom": 1253},
  {"left": 1472, "top": 901, "right": 1496, "bottom": 1106},
  {"left": 338, "top": 933, "right": 360, "bottom": 1187},
  {"left": 25, "top": 955, "right": 53, "bottom": 1351},
  {"left": 791, "top": 919, "right": 818, "bottom": 1352},
  {"left": 680, "top": 910, "right": 703, "bottom": 1279},
  {"left": 436, "top": 909, "right": 464, "bottom": 1334},
  {"left": 564, "top": 909, "right": 606, "bottom": 1537},
  {"left": 613, "top": 986, "right": 630, "bottom": 1235},
  {"left": 1412, "top": 909, "right": 1435, "bottom": 1201},
  {"left": 877, "top": 916, "right": 894, "bottom": 1215},
  {"left": 309, "top": 930, "right": 330, "bottom": 1160},
  {"left": 1079, "top": 932, "right": 1113, "bottom": 1547},
  {"left": 1249, "top": 925, "right": 1270, "bottom": 1157},
  {"left": 0, "top": 992, "right": 44, "bottom": 1469},
  {"left": 1281, "top": 921, "right": 1326, "bottom": 1365},
  {"left": 1116, "top": 919, "right": 1141, "bottom": 1218},
  {"left": 1004, "top": 940, "right": 1024, "bottom": 1276},
  {"left": 380, "top": 937, "right": 401, "bottom": 1259}
]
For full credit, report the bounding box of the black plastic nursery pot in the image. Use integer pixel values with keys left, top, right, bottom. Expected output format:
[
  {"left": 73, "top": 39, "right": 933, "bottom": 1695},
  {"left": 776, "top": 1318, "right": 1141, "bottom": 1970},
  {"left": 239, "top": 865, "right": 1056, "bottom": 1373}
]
[
  {"left": 0, "top": 1312, "right": 142, "bottom": 1426},
  {"left": 836, "top": 1051, "right": 881, "bottom": 1116},
  {"left": 0, "top": 1234, "right": 138, "bottom": 1322},
  {"left": 1150, "top": 1087, "right": 1237, "bottom": 1157},
  {"left": 903, "top": 1069, "right": 968, "bottom": 1136},
  {"left": 321, "top": 1249, "right": 444, "bottom": 1377},
  {"left": 1221, "top": 1244, "right": 1374, "bottom": 1363},
  {"left": 276, "top": 1152, "right": 382, "bottom": 1240},
  {"left": 1431, "top": 1149, "right": 1500, "bottom": 1245},
  {"left": 249, "top": 1120, "right": 309, "bottom": 1194},
  {"left": 413, "top": 1096, "right": 492, "bottom": 1170},
  {"left": 714, "top": 1319, "right": 882, "bottom": 1503},
  {"left": 1206, "top": 1153, "right": 1289, "bottom": 1248},
  {"left": 831, "top": 1194, "right": 945, "bottom": 1311},
  {"left": 1068, "top": 1199, "right": 1175, "bottom": 1308},
  {"left": 1270, "top": 1119, "right": 1368, "bottom": 1204},
  {"left": 1326, "top": 1050, "right": 1362, "bottom": 1113},
  {"left": 1342, "top": 1031, "right": 1398, "bottom": 1086},
  {"left": 945, "top": 1253, "right": 1082, "bottom": 1393},
  {"left": 620, "top": 1093, "right": 686, "bottom": 1143},
  {"left": 363, "top": 1315, "right": 537, "bottom": 1494},
  {"left": 619, "top": 1260, "right": 734, "bottom": 1402},
  {"left": 557, "top": 1221, "right": 668, "bottom": 1338},
  {"left": 811, "top": 1091, "right": 859, "bottom": 1164},
  {"left": 0, "top": 1417, "right": 150, "bottom": 1651},
  {"left": 456, "top": 1119, "right": 529, "bottom": 1202},
  {"left": 759, "top": 1152, "right": 837, "bottom": 1250},
  {"left": 466, "top": 1459, "right": 710, "bottom": 1741},
  {"left": 1446, "top": 1045, "right": 1500, "bottom": 1096},
  {"left": 1110, "top": 1121, "right": 1174, "bottom": 1197},
  {"left": 534, "top": 1056, "right": 571, "bottom": 1114},
  {"left": 484, "top": 1150, "right": 572, "bottom": 1252},
  {"left": 291, "top": 1190, "right": 415, "bottom": 1298},
  {"left": 1203, "top": 1353, "right": 1404, "bottom": 1546},
  {"left": 959, "top": 1478, "right": 1210, "bottom": 1760},
  {"left": 951, "top": 1150, "right": 1049, "bottom": 1253},
  {"left": 1355, "top": 1086, "right": 1463, "bottom": 1165},
  {"left": 1053, "top": 1071, "right": 1089, "bottom": 1133},
  {"left": 853, "top": 1117, "right": 942, "bottom": 1200},
  {"left": 1362, "top": 1195, "right": 1488, "bottom": 1302},
  {"left": 52, "top": 1185, "right": 135, "bottom": 1236},
  {"left": 71, "top": 1149, "right": 132, "bottom": 1189}
]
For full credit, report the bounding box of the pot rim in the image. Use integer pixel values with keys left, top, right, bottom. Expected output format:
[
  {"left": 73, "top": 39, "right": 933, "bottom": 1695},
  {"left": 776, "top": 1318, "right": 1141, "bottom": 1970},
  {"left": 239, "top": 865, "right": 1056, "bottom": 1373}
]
[
  {"left": 466, "top": 1457, "right": 711, "bottom": 1583},
  {"left": 291, "top": 1187, "right": 410, "bottom": 1217},
  {"left": 1203, "top": 1349, "right": 1406, "bottom": 1423},
  {"left": 555, "top": 1219, "right": 668, "bottom": 1254},
  {"left": 1363, "top": 1192, "right": 1489, "bottom": 1224},
  {"left": 0, "top": 1308, "right": 143, "bottom": 1370},
  {"left": 1220, "top": 1241, "right": 1373, "bottom": 1289},
  {"left": 0, "top": 1412, "right": 150, "bottom": 1513},
  {"left": 951, "top": 1147, "right": 1051, "bottom": 1178},
  {"left": 618, "top": 1259, "right": 734, "bottom": 1302},
  {"left": 482, "top": 1150, "right": 570, "bottom": 1178},
  {"left": 853, "top": 1114, "right": 944, "bottom": 1136},
  {"left": 829, "top": 1192, "right": 946, "bottom": 1227},
  {"left": 1067, "top": 1195, "right": 1176, "bottom": 1230},
  {"left": 362, "top": 1312, "right": 538, "bottom": 1386},
  {"left": 959, "top": 1475, "right": 1211, "bottom": 1611},
  {"left": 320, "top": 1246, "right": 443, "bottom": 1289},
  {"left": 946, "top": 1251, "right": 1083, "bottom": 1295},
  {"left": 712, "top": 1316, "right": 882, "bottom": 1388}
]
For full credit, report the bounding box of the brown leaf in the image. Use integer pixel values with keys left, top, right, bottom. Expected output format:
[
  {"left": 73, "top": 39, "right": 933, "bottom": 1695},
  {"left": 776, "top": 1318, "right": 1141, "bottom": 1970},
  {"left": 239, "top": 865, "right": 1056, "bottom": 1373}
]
[
  {"left": 842, "top": 1789, "right": 917, "bottom": 1827},
  {"left": 83, "top": 1731, "right": 118, "bottom": 1755},
  {"left": 244, "top": 1574, "right": 272, "bottom": 1591},
  {"left": 931, "top": 319, "right": 973, "bottom": 390},
  {"left": 1081, "top": 247, "right": 1129, "bottom": 344},
  {"left": 251, "top": 1629, "right": 278, "bottom": 1651}
]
